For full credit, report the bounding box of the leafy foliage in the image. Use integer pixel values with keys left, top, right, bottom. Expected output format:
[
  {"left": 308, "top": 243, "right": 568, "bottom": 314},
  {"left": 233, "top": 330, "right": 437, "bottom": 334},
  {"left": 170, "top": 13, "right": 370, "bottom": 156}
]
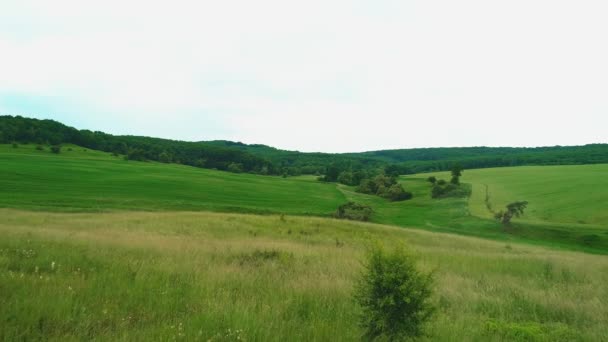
[
  {"left": 334, "top": 202, "right": 373, "bottom": 222},
  {"left": 450, "top": 163, "right": 463, "bottom": 184},
  {"left": 495, "top": 201, "right": 529, "bottom": 226},
  {"left": 431, "top": 182, "right": 471, "bottom": 199},
  {"left": 354, "top": 245, "right": 435, "bottom": 341},
  {"left": 357, "top": 174, "right": 413, "bottom": 202}
]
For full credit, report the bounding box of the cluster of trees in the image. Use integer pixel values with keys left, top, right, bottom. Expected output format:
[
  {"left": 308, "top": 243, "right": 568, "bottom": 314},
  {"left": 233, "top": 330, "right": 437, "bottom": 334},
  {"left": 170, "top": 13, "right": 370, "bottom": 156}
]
[
  {"left": 427, "top": 164, "right": 469, "bottom": 199},
  {"left": 358, "top": 174, "right": 413, "bottom": 202}
]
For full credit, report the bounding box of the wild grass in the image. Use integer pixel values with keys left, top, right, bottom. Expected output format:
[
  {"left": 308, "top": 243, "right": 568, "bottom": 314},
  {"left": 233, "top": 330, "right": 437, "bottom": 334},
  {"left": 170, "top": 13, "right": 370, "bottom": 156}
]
[
  {"left": 1, "top": 209, "right": 607, "bottom": 341},
  {"left": 2, "top": 144, "right": 607, "bottom": 252}
]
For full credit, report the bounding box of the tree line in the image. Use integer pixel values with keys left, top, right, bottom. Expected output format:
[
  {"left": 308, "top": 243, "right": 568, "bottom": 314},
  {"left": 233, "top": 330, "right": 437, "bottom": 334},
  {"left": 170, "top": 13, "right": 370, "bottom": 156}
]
[
  {"left": 3, "top": 115, "right": 607, "bottom": 177},
  {"left": 0, "top": 115, "right": 277, "bottom": 174}
]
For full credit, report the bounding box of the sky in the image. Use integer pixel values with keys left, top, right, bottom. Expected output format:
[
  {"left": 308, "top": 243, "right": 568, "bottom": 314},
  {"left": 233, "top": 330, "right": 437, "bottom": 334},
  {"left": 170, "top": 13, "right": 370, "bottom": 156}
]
[{"left": 1, "top": 0, "right": 607, "bottom": 153}]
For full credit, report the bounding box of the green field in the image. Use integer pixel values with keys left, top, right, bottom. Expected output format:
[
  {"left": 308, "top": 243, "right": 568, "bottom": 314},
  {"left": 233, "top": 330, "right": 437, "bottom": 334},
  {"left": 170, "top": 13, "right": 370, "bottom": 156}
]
[
  {"left": 1, "top": 144, "right": 607, "bottom": 253},
  {"left": 2, "top": 144, "right": 608, "bottom": 340},
  {"left": 1, "top": 209, "right": 607, "bottom": 341},
  {"left": 421, "top": 165, "right": 608, "bottom": 226},
  {"left": 0, "top": 144, "right": 344, "bottom": 214}
]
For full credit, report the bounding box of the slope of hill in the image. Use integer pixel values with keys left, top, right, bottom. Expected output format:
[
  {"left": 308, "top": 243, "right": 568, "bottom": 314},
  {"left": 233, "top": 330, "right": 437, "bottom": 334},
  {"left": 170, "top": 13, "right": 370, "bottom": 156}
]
[
  {"left": 1, "top": 143, "right": 607, "bottom": 253},
  {"left": 2, "top": 115, "right": 607, "bottom": 176},
  {"left": 0, "top": 144, "right": 344, "bottom": 214},
  {"left": 1, "top": 209, "right": 606, "bottom": 341},
  {"left": 421, "top": 166, "right": 608, "bottom": 226}
]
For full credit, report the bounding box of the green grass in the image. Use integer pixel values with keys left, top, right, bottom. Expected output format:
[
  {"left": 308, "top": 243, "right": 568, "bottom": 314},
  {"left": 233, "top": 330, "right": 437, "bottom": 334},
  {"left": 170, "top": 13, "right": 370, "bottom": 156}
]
[
  {"left": 0, "top": 144, "right": 344, "bottom": 214},
  {"left": 1, "top": 209, "right": 606, "bottom": 341},
  {"left": 418, "top": 165, "right": 608, "bottom": 226},
  {"left": 1, "top": 144, "right": 607, "bottom": 252},
  {"left": 2, "top": 144, "right": 608, "bottom": 340}
]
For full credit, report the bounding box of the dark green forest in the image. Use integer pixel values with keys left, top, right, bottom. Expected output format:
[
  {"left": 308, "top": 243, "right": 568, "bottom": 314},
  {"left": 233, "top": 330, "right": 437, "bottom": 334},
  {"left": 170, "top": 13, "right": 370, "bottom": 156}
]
[{"left": 1, "top": 115, "right": 607, "bottom": 177}]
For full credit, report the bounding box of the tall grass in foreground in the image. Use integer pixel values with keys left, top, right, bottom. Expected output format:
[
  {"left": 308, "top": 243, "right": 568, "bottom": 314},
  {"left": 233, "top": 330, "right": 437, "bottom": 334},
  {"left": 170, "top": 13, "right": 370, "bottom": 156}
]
[{"left": 1, "top": 209, "right": 607, "bottom": 341}]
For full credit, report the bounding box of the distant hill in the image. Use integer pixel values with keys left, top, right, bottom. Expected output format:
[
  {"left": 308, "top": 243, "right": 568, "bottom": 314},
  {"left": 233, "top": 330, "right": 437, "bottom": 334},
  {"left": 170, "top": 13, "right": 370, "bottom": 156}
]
[
  {"left": 1, "top": 115, "right": 607, "bottom": 175},
  {"left": 349, "top": 145, "right": 608, "bottom": 173}
]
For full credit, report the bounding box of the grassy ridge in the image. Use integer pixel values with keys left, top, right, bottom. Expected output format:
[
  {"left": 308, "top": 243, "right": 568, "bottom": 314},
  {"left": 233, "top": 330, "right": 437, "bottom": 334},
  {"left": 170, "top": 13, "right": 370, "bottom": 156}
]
[
  {"left": 0, "top": 144, "right": 344, "bottom": 214},
  {"left": 1, "top": 210, "right": 607, "bottom": 341}
]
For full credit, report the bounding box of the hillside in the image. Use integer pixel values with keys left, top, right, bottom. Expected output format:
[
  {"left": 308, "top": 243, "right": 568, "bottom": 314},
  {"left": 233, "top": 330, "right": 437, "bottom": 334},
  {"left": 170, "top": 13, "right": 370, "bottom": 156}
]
[
  {"left": 2, "top": 115, "right": 607, "bottom": 176},
  {"left": 422, "top": 166, "right": 608, "bottom": 226},
  {"left": 0, "top": 144, "right": 343, "bottom": 214},
  {"left": 1, "top": 143, "right": 607, "bottom": 253},
  {"left": 2, "top": 209, "right": 606, "bottom": 341}
]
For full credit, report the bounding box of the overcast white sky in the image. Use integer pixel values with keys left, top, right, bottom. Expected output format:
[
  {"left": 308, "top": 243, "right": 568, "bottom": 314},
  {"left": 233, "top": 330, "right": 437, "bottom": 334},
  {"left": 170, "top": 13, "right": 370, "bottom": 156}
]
[{"left": 1, "top": 1, "right": 606, "bottom": 152}]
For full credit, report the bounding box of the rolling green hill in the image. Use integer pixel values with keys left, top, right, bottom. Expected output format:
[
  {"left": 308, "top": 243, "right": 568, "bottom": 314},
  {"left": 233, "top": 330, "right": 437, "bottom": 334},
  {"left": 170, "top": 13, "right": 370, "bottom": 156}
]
[
  {"left": 2, "top": 115, "right": 608, "bottom": 176},
  {"left": 0, "top": 144, "right": 344, "bottom": 214},
  {"left": 1, "top": 143, "right": 607, "bottom": 253},
  {"left": 2, "top": 142, "right": 608, "bottom": 340},
  {"left": 422, "top": 166, "right": 608, "bottom": 226},
  {"left": 1, "top": 209, "right": 607, "bottom": 341}
]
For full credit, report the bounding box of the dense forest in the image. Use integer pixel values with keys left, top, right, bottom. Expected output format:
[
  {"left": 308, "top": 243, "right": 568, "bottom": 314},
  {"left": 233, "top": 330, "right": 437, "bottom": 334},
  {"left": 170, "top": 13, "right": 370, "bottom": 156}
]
[{"left": 1, "top": 115, "right": 607, "bottom": 177}]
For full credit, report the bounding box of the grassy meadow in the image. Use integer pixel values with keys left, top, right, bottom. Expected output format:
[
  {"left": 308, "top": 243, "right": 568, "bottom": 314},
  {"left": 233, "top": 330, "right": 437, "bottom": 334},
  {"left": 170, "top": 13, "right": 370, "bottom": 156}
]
[
  {"left": 1, "top": 209, "right": 607, "bottom": 341},
  {"left": 1, "top": 144, "right": 607, "bottom": 253},
  {"left": 0, "top": 144, "right": 344, "bottom": 214}
]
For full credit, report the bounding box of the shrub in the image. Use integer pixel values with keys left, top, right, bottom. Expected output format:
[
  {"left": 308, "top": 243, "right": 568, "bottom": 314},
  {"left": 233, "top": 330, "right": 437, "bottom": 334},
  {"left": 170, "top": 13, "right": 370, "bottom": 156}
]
[
  {"left": 35, "top": 145, "right": 44, "bottom": 151},
  {"left": 437, "top": 179, "right": 447, "bottom": 186},
  {"left": 432, "top": 183, "right": 471, "bottom": 199},
  {"left": 354, "top": 245, "right": 435, "bottom": 341},
  {"left": 357, "top": 178, "right": 377, "bottom": 194},
  {"left": 11, "top": 143, "right": 18, "bottom": 148},
  {"left": 384, "top": 183, "right": 413, "bottom": 202},
  {"left": 334, "top": 202, "right": 373, "bottom": 222},
  {"left": 427, "top": 176, "right": 437, "bottom": 184},
  {"left": 50, "top": 145, "right": 61, "bottom": 154},
  {"left": 227, "top": 163, "right": 244, "bottom": 173}
]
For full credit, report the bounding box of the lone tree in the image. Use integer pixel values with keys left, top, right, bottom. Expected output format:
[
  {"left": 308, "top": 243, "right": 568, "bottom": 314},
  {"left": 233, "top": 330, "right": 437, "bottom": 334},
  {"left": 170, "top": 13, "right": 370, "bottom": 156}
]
[
  {"left": 495, "top": 201, "right": 528, "bottom": 226},
  {"left": 354, "top": 245, "right": 435, "bottom": 341},
  {"left": 450, "top": 163, "right": 463, "bottom": 185},
  {"left": 427, "top": 176, "right": 437, "bottom": 184}
]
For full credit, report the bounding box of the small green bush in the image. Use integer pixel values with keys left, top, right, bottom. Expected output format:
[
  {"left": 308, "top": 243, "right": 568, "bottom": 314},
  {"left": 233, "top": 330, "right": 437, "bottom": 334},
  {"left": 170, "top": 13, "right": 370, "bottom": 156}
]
[
  {"left": 432, "top": 183, "right": 471, "bottom": 199},
  {"left": 384, "top": 183, "right": 413, "bottom": 202},
  {"left": 334, "top": 202, "right": 373, "bottom": 222},
  {"left": 11, "top": 143, "right": 18, "bottom": 148},
  {"left": 354, "top": 245, "right": 435, "bottom": 341},
  {"left": 50, "top": 145, "right": 61, "bottom": 154}
]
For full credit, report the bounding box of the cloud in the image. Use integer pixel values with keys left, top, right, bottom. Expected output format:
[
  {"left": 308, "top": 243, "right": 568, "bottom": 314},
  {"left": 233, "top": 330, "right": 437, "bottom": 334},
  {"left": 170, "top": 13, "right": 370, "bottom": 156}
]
[{"left": 0, "top": 0, "right": 607, "bottom": 152}]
